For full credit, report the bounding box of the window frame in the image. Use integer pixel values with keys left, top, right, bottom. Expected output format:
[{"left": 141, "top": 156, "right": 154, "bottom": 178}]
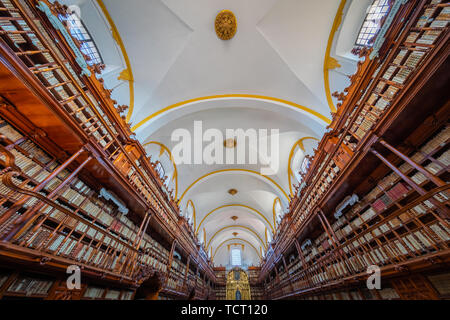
[
  {"left": 355, "top": 0, "right": 391, "bottom": 47},
  {"left": 60, "top": 11, "right": 104, "bottom": 66},
  {"left": 231, "top": 248, "right": 242, "bottom": 266}
]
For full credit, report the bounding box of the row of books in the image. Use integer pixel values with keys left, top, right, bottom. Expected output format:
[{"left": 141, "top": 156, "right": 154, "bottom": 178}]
[
  {"left": 0, "top": 124, "right": 149, "bottom": 251},
  {"left": 417, "top": 2, "right": 449, "bottom": 28},
  {"left": 1, "top": 4, "right": 166, "bottom": 228},
  {"left": 7, "top": 276, "right": 54, "bottom": 296},
  {"left": 82, "top": 286, "right": 134, "bottom": 300},
  {"left": 348, "top": 18, "right": 450, "bottom": 141},
  {"left": 333, "top": 125, "right": 449, "bottom": 239},
  {"left": 287, "top": 195, "right": 449, "bottom": 284},
  {"left": 0, "top": 273, "right": 9, "bottom": 288}
]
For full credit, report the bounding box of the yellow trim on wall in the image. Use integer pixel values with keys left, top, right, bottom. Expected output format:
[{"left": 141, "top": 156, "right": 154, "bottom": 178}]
[
  {"left": 195, "top": 204, "right": 275, "bottom": 235},
  {"left": 206, "top": 225, "right": 266, "bottom": 251},
  {"left": 323, "top": 0, "right": 347, "bottom": 114},
  {"left": 178, "top": 169, "right": 289, "bottom": 204},
  {"left": 185, "top": 200, "right": 196, "bottom": 231},
  {"left": 96, "top": 0, "right": 135, "bottom": 123},
  {"left": 287, "top": 137, "right": 319, "bottom": 197},
  {"left": 143, "top": 141, "right": 179, "bottom": 199},
  {"left": 212, "top": 238, "right": 261, "bottom": 260},
  {"left": 272, "top": 197, "right": 282, "bottom": 229},
  {"left": 131, "top": 94, "right": 331, "bottom": 131}
]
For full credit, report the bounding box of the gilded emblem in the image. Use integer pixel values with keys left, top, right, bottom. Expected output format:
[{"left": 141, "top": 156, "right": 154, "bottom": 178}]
[{"left": 215, "top": 10, "right": 237, "bottom": 40}]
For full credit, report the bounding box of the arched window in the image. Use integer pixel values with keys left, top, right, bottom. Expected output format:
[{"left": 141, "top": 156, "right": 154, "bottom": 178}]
[
  {"left": 356, "top": 0, "right": 390, "bottom": 47},
  {"left": 273, "top": 198, "right": 283, "bottom": 225},
  {"left": 231, "top": 248, "right": 242, "bottom": 266},
  {"left": 59, "top": 7, "right": 103, "bottom": 65},
  {"left": 199, "top": 228, "right": 205, "bottom": 245},
  {"left": 184, "top": 200, "right": 195, "bottom": 228},
  {"left": 144, "top": 143, "right": 176, "bottom": 195},
  {"left": 266, "top": 228, "right": 272, "bottom": 245},
  {"left": 300, "top": 157, "right": 310, "bottom": 175}
]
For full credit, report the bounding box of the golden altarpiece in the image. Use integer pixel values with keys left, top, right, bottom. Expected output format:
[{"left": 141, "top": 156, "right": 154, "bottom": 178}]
[{"left": 226, "top": 268, "right": 251, "bottom": 300}]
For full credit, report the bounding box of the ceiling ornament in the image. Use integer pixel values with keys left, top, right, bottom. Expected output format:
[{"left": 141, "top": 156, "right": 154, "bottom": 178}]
[
  {"left": 215, "top": 10, "right": 237, "bottom": 40},
  {"left": 231, "top": 216, "right": 239, "bottom": 221},
  {"left": 224, "top": 138, "right": 237, "bottom": 149},
  {"left": 228, "top": 189, "right": 238, "bottom": 196}
]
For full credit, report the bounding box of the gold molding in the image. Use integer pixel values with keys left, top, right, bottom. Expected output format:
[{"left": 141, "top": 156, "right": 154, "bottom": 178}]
[
  {"left": 287, "top": 137, "right": 319, "bottom": 197},
  {"left": 143, "top": 141, "right": 179, "bottom": 199},
  {"left": 206, "top": 225, "right": 266, "bottom": 251},
  {"left": 96, "top": 0, "right": 135, "bottom": 123},
  {"left": 178, "top": 169, "right": 289, "bottom": 204},
  {"left": 185, "top": 199, "right": 196, "bottom": 231},
  {"left": 323, "top": 0, "right": 347, "bottom": 114},
  {"left": 215, "top": 10, "right": 237, "bottom": 40},
  {"left": 272, "top": 197, "right": 282, "bottom": 229},
  {"left": 195, "top": 204, "right": 275, "bottom": 235},
  {"left": 131, "top": 94, "right": 331, "bottom": 132}
]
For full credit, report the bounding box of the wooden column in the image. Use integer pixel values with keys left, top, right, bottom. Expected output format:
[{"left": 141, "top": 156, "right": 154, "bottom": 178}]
[
  {"left": 282, "top": 255, "right": 294, "bottom": 292},
  {"left": 183, "top": 255, "right": 191, "bottom": 290},
  {"left": 165, "top": 240, "right": 177, "bottom": 285}
]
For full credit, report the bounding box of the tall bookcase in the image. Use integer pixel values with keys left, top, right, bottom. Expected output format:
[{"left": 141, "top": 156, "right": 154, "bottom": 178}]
[
  {"left": 261, "top": 0, "right": 450, "bottom": 300},
  {"left": 0, "top": 0, "right": 215, "bottom": 299}
]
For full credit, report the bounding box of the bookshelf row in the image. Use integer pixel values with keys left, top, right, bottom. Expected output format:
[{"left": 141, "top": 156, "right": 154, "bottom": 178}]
[
  {"left": 0, "top": 0, "right": 216, "bottom": 296},
  {"left": 292, "top": 271, "right": 450, "bottom": 300},
  {"left": 0, "top": 116, "right": 173, "bottom": 278},
  {"left": 286, "top": 0, "right": 449, "bottom": 238},
  {"left": 0, "top": 115, "right": 215, "bottom": 298},
  {"left": 263, "top": 0, "right": 450, "bottom": 299},
  {"left": 0, "top": 269, "right": 135, "bottom": 300},
  {"left": 267, "top": 121, "right": 449, "bottom": 299},
  {"left": 0, "top": 0, "right": 196, "bottom": 266}
]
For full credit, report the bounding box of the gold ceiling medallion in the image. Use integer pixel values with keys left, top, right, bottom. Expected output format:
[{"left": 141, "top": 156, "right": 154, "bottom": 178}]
[
  {"left": 228, "top": 189, "right": 238, "bottom": 196},
  {"left": 224, "top": 138, "right": 237, "bottom": 149},
  {"left": 232, "top": 232, "right": 239, "bottom": 237},
  {"left": 215, "top": 10, "right": 237, "bottom": 40},
  {"left": 231, "top": 216, "right": 239, "bottom": 221}
]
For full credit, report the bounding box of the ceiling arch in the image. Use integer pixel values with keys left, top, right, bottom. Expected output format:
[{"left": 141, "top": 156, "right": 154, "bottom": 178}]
[
  {"left": 178, "top": 169, "right": 289, "bottom": 205},
  {"left": 132, "top": 94, "right": 331, "bottom": 132},
  {"left": 212, "top": 238, "right": 262, "bottom": 261},
  {"left": 196, "top": 204, "right": 275, "bottom": 235},
  {"left": 96, "top": 0, "right": 135, "bottom": 122},
  {"left": 206, "top": 225, "right": 266, "bottom": 251},
  {"left": 70, "top": 0, "right": 358, "bottom": 266},
  {"left": 324, "top": 0, "right": 348, "bottom": 113}
]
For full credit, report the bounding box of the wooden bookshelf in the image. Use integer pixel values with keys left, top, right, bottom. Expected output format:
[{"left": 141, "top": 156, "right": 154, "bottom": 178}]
[
  {"left": 0, "top": 0, "right": 215, "bottom": 299},
  {"left": 261, "top": 0, "right": 450, "bottom": 300}
]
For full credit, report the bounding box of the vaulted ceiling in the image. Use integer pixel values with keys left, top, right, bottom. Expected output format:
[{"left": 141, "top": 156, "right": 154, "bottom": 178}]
[{"left": 59, "top": 0, "right": 368, "bottom": 266}]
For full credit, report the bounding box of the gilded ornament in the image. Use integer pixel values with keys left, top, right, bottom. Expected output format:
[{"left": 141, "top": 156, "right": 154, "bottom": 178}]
[{"left": 215, "top": 10, "right": 237, "bottom": 40}]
